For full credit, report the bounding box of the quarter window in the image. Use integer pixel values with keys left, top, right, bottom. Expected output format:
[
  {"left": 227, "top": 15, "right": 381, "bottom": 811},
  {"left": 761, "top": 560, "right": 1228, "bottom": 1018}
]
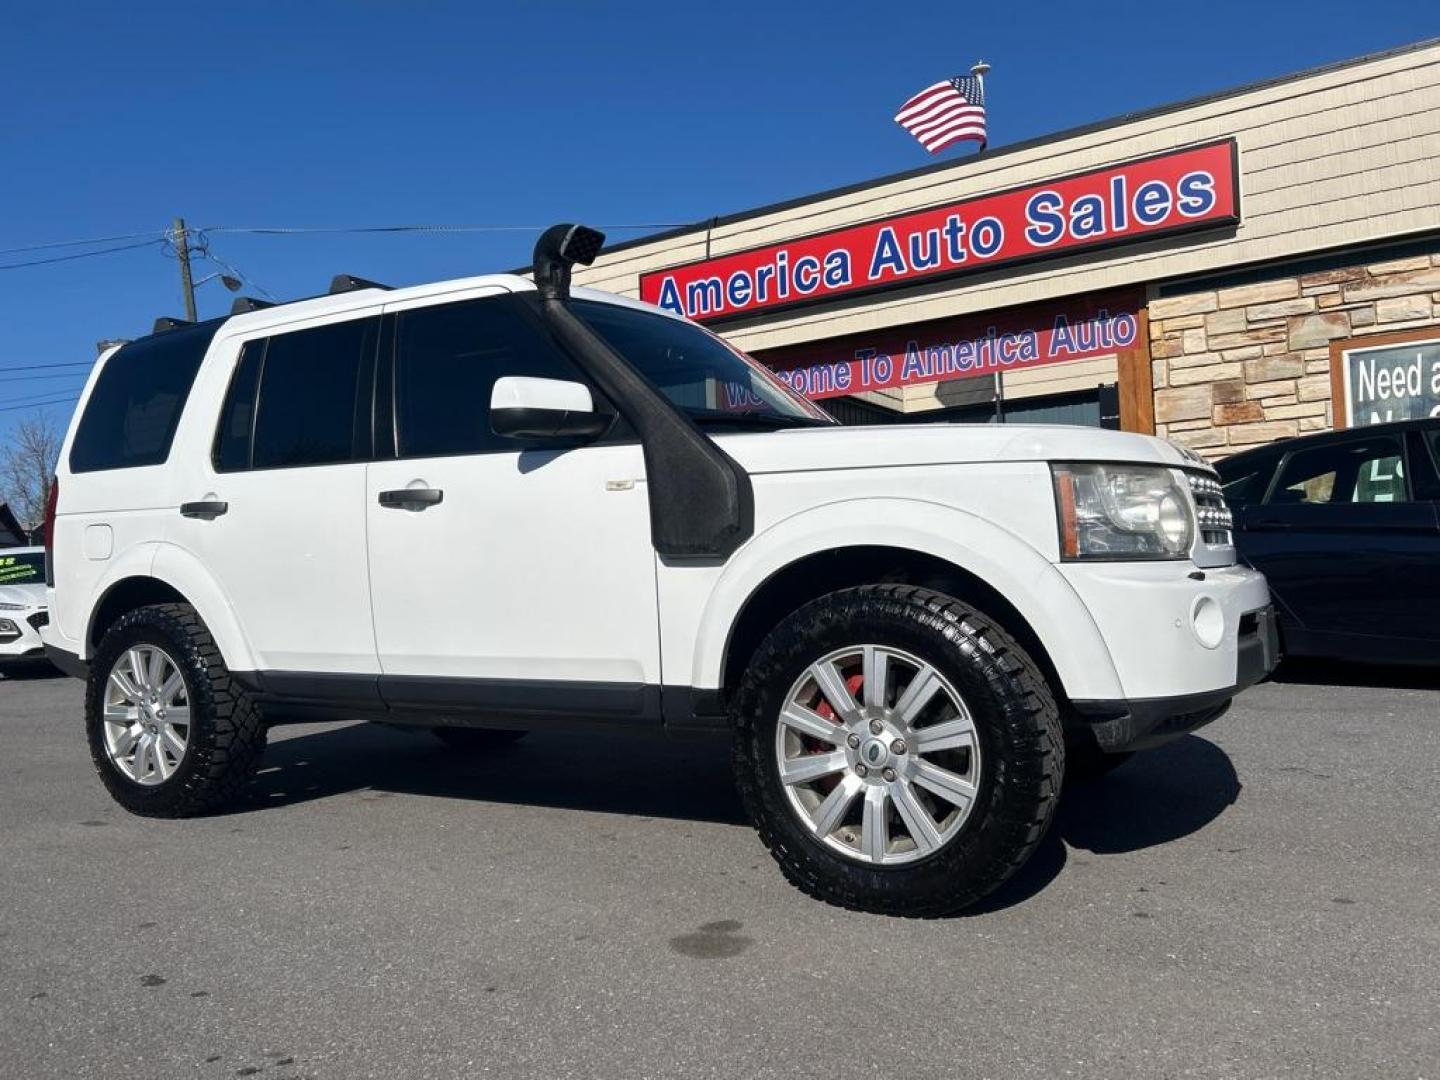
[
  {"left": 70, "top": 321, "right": 219, "bottom": 473},
  {"left": 392, "top": 296, "right": 596, "bottom": 458}
]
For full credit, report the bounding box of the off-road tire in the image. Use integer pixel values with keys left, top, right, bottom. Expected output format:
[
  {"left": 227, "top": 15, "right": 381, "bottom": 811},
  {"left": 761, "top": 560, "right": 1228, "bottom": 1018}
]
[
  {"left": 430, "top": 726, "right": 527, "bottom": 752},
  {"left": 86, "top": 603, "right": 266, "bottom": 817},
  {"left": 733, "top": 585, "right": 1064, "bottom": 917}
]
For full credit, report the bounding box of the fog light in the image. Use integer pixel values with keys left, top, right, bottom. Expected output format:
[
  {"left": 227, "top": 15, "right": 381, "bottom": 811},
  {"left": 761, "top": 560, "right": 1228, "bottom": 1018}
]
[{"left": 1190, "top": 596, "right": 1224, "bottom": 650}]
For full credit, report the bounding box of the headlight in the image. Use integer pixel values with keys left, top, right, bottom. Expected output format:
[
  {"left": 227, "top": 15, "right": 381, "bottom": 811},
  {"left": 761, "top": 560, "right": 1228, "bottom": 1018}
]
[
  {"left": 1052, "top": 463, "right": 1195, "bottom": 561},
  {"left": 0, "top": 602, "right": 26, "bottom": 611}
]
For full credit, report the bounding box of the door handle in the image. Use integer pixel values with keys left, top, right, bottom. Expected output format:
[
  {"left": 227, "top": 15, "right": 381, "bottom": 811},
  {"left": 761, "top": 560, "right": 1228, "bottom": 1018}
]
[
  {"left": 378, "top": 487, "right": 444, "bottom": 510},
  {"left": 180, "top": 501, "right": 228, "bottom": 520}
]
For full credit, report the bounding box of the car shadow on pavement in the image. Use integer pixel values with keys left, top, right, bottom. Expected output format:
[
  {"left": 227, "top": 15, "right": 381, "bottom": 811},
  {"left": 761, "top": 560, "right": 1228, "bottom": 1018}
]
[
  {"left": 969, "top": 734, "right": 1241, "bottom": 914},
  {"left": 246, "top": 722, "right": 1241, "bottom": 913},
  {"left": 0, "top": 663, "right": 65, "bottom": 681},
  {"left": 1269, "top": 658, "right": 1440, "bottom": 691},
  {"left": 247, "top": 722, "right": 749, "bottom": 825}
]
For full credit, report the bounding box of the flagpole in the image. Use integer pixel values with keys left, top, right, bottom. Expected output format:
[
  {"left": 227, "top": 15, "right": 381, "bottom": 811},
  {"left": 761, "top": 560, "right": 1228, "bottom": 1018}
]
[{"left": 971, "top": 59, "right": 990, "bottom": 150}]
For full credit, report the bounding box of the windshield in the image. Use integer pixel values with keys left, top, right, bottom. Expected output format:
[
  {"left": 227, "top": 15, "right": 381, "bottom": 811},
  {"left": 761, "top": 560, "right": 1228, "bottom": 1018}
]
[
  {"left": 570, "top": 300, "right": 832, "bottom": 428},
  {"left": 0, "top": 552, "right": 43, "bottom": 587}
]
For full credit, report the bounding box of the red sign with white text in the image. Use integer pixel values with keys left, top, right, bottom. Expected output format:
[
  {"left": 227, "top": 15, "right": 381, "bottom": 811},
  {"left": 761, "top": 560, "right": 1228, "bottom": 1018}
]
[
  {"left": 746, "top": 291, "right": 1141, "bottom": 403},
  {"left": 641, "top": 140, "right": 1238, "bottom": 323}
]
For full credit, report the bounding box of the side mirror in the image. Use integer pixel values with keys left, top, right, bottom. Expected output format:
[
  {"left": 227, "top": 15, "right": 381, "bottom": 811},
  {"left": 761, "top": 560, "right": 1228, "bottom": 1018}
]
[{"left": 490, "top": 376, "right": 612, "bottom": 440}]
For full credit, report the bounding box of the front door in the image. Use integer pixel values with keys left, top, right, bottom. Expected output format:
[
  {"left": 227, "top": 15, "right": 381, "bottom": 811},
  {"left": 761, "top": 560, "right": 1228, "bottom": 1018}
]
[{"left": 364, "top": 289, "right": 661, "bottom": 723}]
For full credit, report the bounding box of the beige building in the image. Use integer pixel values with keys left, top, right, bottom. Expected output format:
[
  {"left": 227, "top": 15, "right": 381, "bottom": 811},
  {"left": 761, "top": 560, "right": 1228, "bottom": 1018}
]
[{"left": 574, "top": 39, "right": 1440, "bottom": 458}]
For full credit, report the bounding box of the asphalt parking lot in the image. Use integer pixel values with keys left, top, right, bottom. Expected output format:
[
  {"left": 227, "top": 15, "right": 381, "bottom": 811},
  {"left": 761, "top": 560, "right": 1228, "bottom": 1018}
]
[{"left": 2, "top": 667, "right": 1437, "bottom": 1080}]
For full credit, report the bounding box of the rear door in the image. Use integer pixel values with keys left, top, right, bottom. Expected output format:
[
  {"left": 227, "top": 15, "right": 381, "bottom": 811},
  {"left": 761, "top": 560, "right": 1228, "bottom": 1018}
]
[
  {"left": 1237, "top": 431, "right": 1440, "bottom": 646},
  {"left": 167, "top": 312, "right": 382, "bottom": 680},
  {"left": 363, "top": 289, "right": 660, "bottom": 720}
]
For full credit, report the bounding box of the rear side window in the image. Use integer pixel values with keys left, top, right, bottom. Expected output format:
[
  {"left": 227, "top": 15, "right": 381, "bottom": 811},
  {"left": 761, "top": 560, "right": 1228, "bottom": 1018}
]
[
  {"left": 216, "top": 318, "right": 377, "bottom": 471},
  {"left": 392, "top": 296, "right": 593, "bottom": 458},
  {"left": 69, "top": 321, "right": 220, "bottom": 472}
]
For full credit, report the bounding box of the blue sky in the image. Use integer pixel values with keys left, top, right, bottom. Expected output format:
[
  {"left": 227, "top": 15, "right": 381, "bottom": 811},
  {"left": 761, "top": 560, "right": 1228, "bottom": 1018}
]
[{"left": 1, "top": 1, "right": 1435, "bottom": 441}]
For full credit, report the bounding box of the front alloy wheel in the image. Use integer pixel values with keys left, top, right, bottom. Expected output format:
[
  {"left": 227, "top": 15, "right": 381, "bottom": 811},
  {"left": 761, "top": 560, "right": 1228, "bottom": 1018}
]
[
  {"left": 776, "top": 645, "right": 982, "bottom": 866},
  {"left": 733, "top": 585, "right": 1063, "bottom": 917}
]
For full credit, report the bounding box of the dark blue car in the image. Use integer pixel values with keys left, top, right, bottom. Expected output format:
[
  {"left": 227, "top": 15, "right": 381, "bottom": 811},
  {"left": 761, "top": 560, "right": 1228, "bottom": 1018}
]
[{"left": 1216, "top": 418, "right": 1440, "bottom": 666}]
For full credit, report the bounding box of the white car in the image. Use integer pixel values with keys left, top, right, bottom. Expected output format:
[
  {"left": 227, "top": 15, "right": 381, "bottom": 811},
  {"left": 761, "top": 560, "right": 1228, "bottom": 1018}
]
[
  {"left": 43, "top": 224, "right": 1277, "bottom": 916},
  {"left": 0, "top": 546, "right": 50, "bottom": 672}
]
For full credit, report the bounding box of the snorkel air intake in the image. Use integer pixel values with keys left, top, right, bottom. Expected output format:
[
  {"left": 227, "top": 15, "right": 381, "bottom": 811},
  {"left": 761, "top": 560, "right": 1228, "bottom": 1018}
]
[
  {"left": 529, "top": 222, "right": 754, "bottom": 560},
  {"left": 532, "top": 223, "right": 606, "bottom": 301}
]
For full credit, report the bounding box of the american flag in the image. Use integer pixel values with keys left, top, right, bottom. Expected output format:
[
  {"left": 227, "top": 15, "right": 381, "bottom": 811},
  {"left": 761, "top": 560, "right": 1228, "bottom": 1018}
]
[{"left": 894, "top": 75, "right": 987, "bottom": 154}]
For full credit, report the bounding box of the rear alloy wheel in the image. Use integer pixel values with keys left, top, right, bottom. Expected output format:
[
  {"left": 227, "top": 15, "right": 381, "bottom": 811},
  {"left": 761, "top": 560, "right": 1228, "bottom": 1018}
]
[
  {"left": 734, "top": 585, "right": 1063, "bottom": 917},
  {"left": 100, "top": 644, "right": 191, "bottom": 785}
]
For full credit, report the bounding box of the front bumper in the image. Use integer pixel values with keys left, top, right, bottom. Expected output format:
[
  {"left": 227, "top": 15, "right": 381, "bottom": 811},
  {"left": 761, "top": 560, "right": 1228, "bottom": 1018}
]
[
  {"left": 1070, "top": 604, "right": 1280, "bottom": 752},
  {"left": 0, "top": 610, "right": 49, "bottom": 664}
]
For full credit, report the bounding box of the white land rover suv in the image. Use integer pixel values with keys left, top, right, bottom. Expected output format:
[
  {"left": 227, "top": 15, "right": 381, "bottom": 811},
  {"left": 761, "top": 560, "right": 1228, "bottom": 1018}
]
[{"left": 44, "top": 224, "right": 1277, "bottom": 916}]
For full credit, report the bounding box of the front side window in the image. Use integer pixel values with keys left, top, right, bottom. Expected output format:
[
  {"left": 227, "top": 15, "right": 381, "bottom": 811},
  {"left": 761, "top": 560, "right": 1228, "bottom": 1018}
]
[
  {"left": 70, "top": 321, "right": 219, "bottom": 472},
  {"left": 569, "top": 300, "right": 831, "bottom": 430},
  {"left": 393, "top": 296, "right": 597, "bottom": 458},
  {"left": 217, "top": 318, "right": 377, "bottom": 471},
  {"left": 1271, "top": 436, "right": 1409, "bottom": 505}
]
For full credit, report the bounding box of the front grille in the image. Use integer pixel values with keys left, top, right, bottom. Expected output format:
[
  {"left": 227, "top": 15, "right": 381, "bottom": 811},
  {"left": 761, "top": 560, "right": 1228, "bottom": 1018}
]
[
  {"left": 1186, "top": 471, "right": 1233, "bottom": 546},
  {"left": 27, "top": 611, "right": 49, "bottom": 631}
]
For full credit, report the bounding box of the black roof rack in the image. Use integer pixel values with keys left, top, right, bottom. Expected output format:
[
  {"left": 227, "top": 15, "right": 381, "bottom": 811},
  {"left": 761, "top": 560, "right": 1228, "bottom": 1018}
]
[
  {"left": 230, "top": 296, "right": 275, "bottom": 315},
  {"left": 152, "top": 316, "right": 193, "bottom": 333},
  {"left": 329, "top": 274, "right": 391, "bottom": 295}
]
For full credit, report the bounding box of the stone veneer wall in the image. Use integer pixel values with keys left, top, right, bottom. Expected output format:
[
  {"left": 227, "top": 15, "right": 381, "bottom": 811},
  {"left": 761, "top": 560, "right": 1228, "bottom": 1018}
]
[{"left": 1148, "top": 252, "right": 1440, "bottom": 459}]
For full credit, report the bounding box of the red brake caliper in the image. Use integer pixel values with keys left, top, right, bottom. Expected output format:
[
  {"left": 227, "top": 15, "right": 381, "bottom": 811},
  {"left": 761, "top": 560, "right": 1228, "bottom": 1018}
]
[{"left": 813, "top": 673, "right": 865, "bottom": 725}]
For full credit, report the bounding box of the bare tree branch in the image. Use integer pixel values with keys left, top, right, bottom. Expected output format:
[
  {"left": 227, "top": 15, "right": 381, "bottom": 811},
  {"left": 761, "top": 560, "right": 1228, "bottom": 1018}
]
[{"left": 1, "top": 413, "right": 62, "bottom": 535}]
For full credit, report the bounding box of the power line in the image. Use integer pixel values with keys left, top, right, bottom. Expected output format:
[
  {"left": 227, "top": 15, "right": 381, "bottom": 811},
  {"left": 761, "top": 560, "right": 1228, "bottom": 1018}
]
[
  {"left": 0, "top": 231, "right": 165, "bottom": 257},
  {"left": 0, "top": 383, "right": 88, "bottom": 406},
  {"left": 0, "top": 238, "right": 165, "bottom": 271},
  {"left": 0, "top": 395, "right": 79, "bottom": 414},
  {"left": 0, "top": 371, "right": 88, "bottom": 388},
  {"left": 0, "top": 361, "right": 94, "bottom": 373},
  {"left": 189, "top": 235, "right": 275, "bottom": 299}
]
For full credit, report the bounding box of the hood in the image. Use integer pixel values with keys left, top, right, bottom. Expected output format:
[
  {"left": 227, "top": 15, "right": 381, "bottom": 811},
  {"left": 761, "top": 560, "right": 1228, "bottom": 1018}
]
[
  {"left": 710, "top": 422, "right": 1196, "bottom": 476},
  {"left": 0, "top": 582, "right": 45, "bottom": 610}
]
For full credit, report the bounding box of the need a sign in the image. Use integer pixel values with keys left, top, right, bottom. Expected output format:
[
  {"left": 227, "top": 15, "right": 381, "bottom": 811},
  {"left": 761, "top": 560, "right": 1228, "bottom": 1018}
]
[
  {"left": 642, "top": 140, "right": 1239, "bottom": 323},
  {"left": 1342, "top": 336, "right": 1440, "bottom": 426}
]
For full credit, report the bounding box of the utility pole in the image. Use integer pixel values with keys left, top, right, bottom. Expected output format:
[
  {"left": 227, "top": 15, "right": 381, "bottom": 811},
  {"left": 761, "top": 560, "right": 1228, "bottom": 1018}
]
[{"left": 172, "top": 217, "right": 197, "bottom": 322}]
